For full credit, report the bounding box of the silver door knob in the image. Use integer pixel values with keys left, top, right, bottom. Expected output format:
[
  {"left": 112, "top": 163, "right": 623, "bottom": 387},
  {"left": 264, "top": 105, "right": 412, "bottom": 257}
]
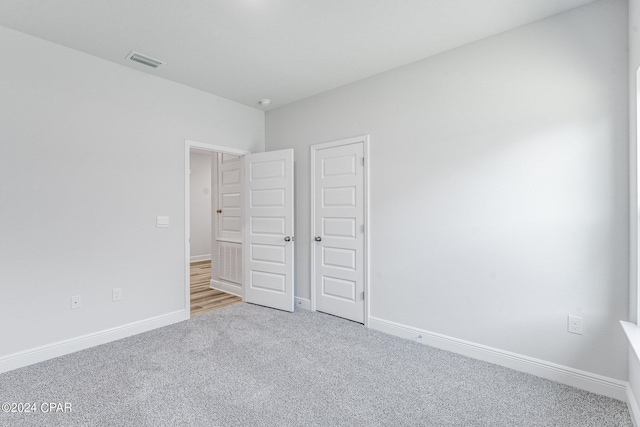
[
  {"left": 284, "top": 236, "right": 291, "bottom": 242},
  {"left": 315, "top": 236, "right": 322, "bottom": 242}
]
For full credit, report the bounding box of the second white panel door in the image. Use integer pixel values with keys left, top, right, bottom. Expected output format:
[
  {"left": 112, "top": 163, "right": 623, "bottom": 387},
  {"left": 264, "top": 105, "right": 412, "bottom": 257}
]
[{"left": 313, "top": 141, "right": 365, "bottom": 323}]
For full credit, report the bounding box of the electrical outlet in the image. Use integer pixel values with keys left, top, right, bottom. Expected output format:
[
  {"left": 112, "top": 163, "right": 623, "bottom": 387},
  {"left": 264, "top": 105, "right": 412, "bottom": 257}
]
[
  {"left": 71, "top": 295, "right": 82, "bottom": 310},
  {"left": 568, "top": 315, "right": 583, "bottom": 335},
  {"left": 112, "top": 288, "right": 122, "bottom": 302}
]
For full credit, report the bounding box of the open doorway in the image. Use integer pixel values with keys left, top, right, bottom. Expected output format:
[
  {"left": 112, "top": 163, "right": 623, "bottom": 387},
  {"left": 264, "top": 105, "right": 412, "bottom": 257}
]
[
  {"left": 184, "top": 140, "right": 296, "bottom": 318},
  {"left": 185, "top": 140, "right": 250, "bottom": 319},
  {"left": 189, "top": 149, "right": 241, "bottom": 315}
]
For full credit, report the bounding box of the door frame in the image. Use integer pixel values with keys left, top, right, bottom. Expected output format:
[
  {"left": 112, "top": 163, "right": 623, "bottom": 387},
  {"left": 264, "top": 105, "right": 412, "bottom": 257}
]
[
  {"left": 310, "top": 135, "right": 370, "bottom": 326},
  {"left": 184, "top": 139, "right": 250, "bottom": 320}
]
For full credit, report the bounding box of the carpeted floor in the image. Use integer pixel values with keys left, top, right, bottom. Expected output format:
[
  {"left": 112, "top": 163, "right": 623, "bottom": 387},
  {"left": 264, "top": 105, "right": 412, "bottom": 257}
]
[{"left": 0, "top": 303, "right": 633, "bottom": 426}]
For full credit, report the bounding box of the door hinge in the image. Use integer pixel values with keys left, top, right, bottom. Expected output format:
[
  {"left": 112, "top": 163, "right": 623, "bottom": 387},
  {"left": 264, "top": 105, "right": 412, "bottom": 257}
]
[
  {"left": 361, "top": 224, "right": 365, "bottom": 233},
  {"left": 362, "top": 157, "right": 365, "bottom": 166},
  {"left": 361, "top": 291, "right": 365, "bottom": 300}
]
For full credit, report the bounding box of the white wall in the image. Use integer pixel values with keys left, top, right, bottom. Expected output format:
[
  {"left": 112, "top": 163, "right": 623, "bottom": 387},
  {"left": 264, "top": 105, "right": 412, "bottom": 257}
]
[
  {"left": 190, "top": 151, "right": 213, "bottom": 261},
  {"left": 628, "top": 0, "right": 640, "bottom": 416},
  {"left": 631, "top": 0, "right": 639, "bottom": 327},
  {"left": 0, "top": 25, "right": 264, "bottom": 358},
  {"left": 266, "top": 0, "right": 628, "bottom": 380}
]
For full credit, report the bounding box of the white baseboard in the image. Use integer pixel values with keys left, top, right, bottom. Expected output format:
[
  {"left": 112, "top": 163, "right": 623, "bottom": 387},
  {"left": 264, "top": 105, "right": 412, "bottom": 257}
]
[
  {"left": 295, "top": 297, "right": 311, "bottom": 310},
  {"left": 210, "top": 279, "right": 242, "bottom": 297},
  {"left": 190, "top": 254, "right": 211, "bottom": 263},
  {"left": 629, "top": 384, "right": 640, "bottom": 427},
  {"left": 0, "top": 310, "right": 186, "bottom": 375},
  {"left": 369, "top": 316, "right": 627, "bottom": 401}
]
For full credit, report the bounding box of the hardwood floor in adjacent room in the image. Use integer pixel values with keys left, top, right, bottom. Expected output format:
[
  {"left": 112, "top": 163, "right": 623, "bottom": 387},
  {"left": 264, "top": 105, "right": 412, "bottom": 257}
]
[{"left": 190, "top": 260, "right": 241, "bottom": 316}]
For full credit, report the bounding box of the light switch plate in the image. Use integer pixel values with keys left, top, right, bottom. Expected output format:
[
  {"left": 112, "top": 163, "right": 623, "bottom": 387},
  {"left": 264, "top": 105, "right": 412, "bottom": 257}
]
[{"left": 156, "top": 216, "right": 169, "bottom": 228}]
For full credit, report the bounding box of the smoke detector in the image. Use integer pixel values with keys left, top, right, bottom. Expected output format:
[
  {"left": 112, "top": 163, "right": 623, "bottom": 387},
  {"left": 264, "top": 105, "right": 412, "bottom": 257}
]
[
  {"left": 126, "top": 51, "right": 165, "bottom": 68},
  {"left": 258, "top": 99, "right": 271, "bottom": 107}
]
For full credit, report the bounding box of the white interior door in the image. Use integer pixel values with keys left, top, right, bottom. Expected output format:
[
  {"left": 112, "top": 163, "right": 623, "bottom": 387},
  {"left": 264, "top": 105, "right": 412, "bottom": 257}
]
[
  {"left": 313, "top": 140, "right": 365, "bottom": 323},
  {"left": 217, "top": 153, "right": 242, "bottom": 242},
  {"left": 243, "top": 149, "right": 295, "bottom": 312},
  {"left": 210, "top": 152, "right": 242, "bottom": 296}
]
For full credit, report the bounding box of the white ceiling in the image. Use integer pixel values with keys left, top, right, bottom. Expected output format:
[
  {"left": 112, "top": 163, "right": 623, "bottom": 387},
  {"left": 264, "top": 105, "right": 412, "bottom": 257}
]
[{"left": 0, "top": 0, "right": 598, "bottom": 110}]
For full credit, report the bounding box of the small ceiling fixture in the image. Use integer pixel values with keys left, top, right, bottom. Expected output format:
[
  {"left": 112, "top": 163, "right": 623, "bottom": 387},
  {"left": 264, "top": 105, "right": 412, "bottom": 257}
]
[
  {"left": 258, "top": 99, "right": 271, "bottom": 107},
  {"left": 126, "top": 51, "right": 165, "bottom": 68}
]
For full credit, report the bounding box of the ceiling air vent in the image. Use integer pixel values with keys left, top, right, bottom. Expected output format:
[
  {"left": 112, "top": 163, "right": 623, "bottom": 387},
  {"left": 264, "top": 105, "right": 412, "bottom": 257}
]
[{"left": 126, "top": 51, "right": 165, "bottom": 68}]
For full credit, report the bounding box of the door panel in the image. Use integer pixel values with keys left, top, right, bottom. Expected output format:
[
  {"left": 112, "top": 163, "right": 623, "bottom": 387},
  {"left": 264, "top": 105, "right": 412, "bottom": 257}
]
[
  {"left": 251, "top": 189, "right": 285, "bottom": 207},
  {"left": 314, "top": 142, "right": 365, "bottom": 323},
  {"left": 244, "top": 149, "right": 294, "bottom": 312},
  {"left": 322, "top": 276, "right": 356, "bottom": 301},
  {"left": 323, "top": 247, "right": 356, "bottom": 270},
  {"left": 251, "top": 217, "right": 286, "bottom": 235},
  {"left": 323, "top": 187, "right": 356, "bottom": 207},
  {"left": 251, "top": 244, "right": 286, "bottom": 263},
  {"left": 323, "top": 218, "right": 356, "bottom": 238}
]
